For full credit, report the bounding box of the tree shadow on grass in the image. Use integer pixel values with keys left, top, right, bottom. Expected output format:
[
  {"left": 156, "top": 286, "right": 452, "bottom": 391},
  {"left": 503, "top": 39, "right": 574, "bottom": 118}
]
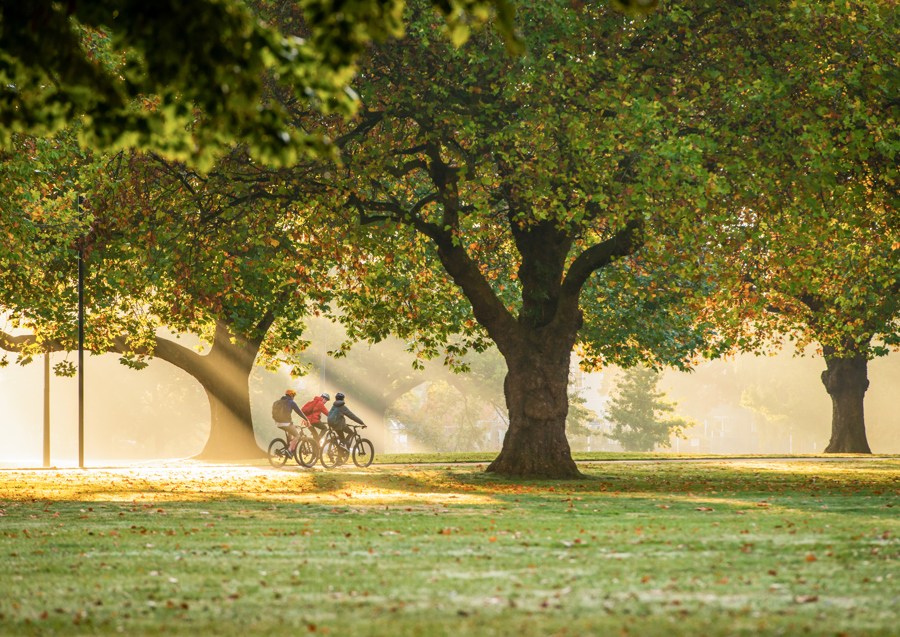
[{"left": 2, "top": 460, "right": 897, "bottom": 523}]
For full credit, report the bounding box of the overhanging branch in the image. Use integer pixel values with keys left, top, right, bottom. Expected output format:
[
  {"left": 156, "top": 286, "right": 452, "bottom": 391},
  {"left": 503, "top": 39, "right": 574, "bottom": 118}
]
[
  {"left": 0, "top": 327, "right": 206, "bottom": 379},
  {"left": 0, "top": 331, "right": 66, "bottom": 354},
  {"left": 348, "top": 193, "right": 520, "bottom": 351}
]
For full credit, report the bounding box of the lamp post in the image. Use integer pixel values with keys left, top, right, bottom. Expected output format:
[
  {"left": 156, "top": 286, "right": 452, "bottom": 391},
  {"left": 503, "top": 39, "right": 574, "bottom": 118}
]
[
  {"left": 43, "top": 352, "right": 50, "bottom": 467},
  {"left": 321, "top": 319, "right": 327, "bottom": 392},
  {"left": 77, "top": 194, "right": 85, "bottom": 469}
]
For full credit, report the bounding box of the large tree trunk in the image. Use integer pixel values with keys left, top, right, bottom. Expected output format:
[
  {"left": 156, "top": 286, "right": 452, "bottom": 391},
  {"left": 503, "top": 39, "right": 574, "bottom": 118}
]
[
  {"left": 192, "top": 320, "right": 266, "bottom": 460},
  {"left": 822, "top": 345, "right": 871, "bottom": 454},
  {"left": 487, "top": 345, "right": 580, "bottom": 478},
  {"left": 418, "top": 209, "right": 638, "bottom": 477}
]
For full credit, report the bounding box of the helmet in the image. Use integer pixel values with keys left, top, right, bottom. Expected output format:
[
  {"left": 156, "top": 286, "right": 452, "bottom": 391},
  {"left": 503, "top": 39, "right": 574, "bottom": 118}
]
[
  {"left": 335, "top": 392, "right": 345, "bottom": 401},
  {"left": 320, "top": 393, "right": 330, "bottom": 401},
  {"left": 285, "top": 389, "right": 297, "bottom": 398}
]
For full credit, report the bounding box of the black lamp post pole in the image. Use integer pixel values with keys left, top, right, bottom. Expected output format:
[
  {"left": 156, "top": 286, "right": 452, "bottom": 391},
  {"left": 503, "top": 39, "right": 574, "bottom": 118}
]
[
  {"left": 77, "top": 194, "right": 85, "bottom": 469},
  {"left": 43, "top": 352, "right": 50, "bottom": 467}
]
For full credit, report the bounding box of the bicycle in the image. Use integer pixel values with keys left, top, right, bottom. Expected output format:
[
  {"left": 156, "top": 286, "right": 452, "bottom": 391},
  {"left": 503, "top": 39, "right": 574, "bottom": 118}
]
[
  {"left": 267, "top": 424, "right": 300, "bottom": 468},
  {"left": 319, "top": 432, "right": 349, "bottom": 469},
  {"left": 320, "top": 424, "right": 375, "bottom": 469},
  {"left": 291, "top": 424, "right": 333, "bottom": 469}
]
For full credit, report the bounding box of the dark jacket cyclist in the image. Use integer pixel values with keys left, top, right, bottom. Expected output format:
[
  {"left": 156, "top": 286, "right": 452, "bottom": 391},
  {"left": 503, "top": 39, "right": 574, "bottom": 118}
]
[{"left": 328, "top": 392, "right": 365, "bottom": 447}]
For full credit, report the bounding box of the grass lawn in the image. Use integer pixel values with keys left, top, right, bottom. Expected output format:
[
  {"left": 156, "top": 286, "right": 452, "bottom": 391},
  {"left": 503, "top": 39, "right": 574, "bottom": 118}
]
[
  {"left": 219, "top": 450, "right": 899, "bottom": 468},
  {"left": 1, "top": 458, "right": 898, "bottom": 636},
  {"left": 372, "top": 452, "right": 898, "bottom": 465}
]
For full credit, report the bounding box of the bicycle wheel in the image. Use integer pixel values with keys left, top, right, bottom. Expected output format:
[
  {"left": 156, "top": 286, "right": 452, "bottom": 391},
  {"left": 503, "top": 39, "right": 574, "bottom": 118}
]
[
  {"left": 352, "top": 438, "right": 375, "bottom": 468},
  {"left": 338, "top": 437, "right": 352, "bottom": 466},
  {"left": 320, "top": 441, "right": 343, "bottom": 469},
  {"left": 267, "top": 438, "right": 289, "bottom": 468},
  {"left": 294, "top": 436, "right": 319, "bottom": 468}
]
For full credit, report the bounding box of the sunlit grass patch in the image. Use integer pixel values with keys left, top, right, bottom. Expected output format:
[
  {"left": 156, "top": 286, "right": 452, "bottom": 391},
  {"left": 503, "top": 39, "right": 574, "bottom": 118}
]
[{"left": 1, "top": 460, "right": 898, "bottom": 636}]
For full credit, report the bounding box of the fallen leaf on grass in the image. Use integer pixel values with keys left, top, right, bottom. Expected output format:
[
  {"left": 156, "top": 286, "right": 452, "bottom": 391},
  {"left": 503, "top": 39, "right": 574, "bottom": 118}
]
[
  {"left": 795, "top": 595, "right": 819, "bottom": 604},
  {"left": 695, "top": 507, "right": 714, "bottom": 512}
]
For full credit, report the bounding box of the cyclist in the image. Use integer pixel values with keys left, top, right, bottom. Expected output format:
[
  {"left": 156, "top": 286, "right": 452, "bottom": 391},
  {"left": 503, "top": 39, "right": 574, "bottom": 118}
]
[
  {"left": 295, "top": 393, "right": 331, "bottom": 449},
  {"left": 327, "top": 392, "right": 366, "bottom": 449},
  {"left": 272, "top": 389, "right": 310, "bottom": 449}
]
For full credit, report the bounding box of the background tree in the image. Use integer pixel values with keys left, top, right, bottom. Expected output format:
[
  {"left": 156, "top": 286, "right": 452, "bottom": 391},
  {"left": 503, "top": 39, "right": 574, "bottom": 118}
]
[
  {"left": 564, "top": 390, "right": 598, "bottom": 451},
  {"left": 387, "top": 380, "right": 503, "bottom": 451},
  {"left": 716, "top": 210, "right": 900, "bottom": 453},
  {"left": 702, "top": 0, "right": 900, "bottom": 453},
  {"left": 0, "top": 142, "right": 339, "bottom": 458},
  {"left": 606, "top": 366, "right": 690, "bottom": 452}
]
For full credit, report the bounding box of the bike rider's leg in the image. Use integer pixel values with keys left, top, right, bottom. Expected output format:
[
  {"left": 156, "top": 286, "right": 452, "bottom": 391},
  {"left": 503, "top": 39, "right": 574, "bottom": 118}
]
[{"left": 286, "top": 423, "right": 300, "bottom": 450}]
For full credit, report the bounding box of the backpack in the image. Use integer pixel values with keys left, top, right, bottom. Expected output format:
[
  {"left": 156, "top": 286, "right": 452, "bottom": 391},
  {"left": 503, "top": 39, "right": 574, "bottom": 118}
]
[
  {"left": 272, "top": 398, "right": 291, "bottom": 422},
  {"left": 327, "top": 405, "right": 341, "bottom": 427},
  {"left": 301, "top": 399, "right": 318, "bottom": 416}
]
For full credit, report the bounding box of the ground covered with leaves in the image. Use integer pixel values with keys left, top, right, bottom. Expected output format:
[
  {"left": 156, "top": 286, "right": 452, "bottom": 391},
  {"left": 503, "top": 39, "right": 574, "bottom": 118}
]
[{"left": 1, "top": 459, "right": 898, "bottom": 636}]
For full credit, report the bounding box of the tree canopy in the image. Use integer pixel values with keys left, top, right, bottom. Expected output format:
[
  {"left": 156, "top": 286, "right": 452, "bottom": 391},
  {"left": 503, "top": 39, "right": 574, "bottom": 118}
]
[
  {"left": 0, "top": 0, "right": 532, "bottom": 165},
  {"left": 299, "top": 0, "right": 786, "bottom": 477}
]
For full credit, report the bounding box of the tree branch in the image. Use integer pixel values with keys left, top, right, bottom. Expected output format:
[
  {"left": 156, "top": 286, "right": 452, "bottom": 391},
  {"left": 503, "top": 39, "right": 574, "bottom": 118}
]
[
  {"left": 0, "top": 331, "right": 66, "bottom": 353},
  {"left": 1, "top": 327, "right": 207, "bottom": 380},
  {"left": 558, "top": 219, "right": 644, "bottom": 309},
  {"left": 386, "top": 159, "right": 429, "bottom": 179},
  {"left": 349, "top": 193, "right": 521, "bottom": 352},
  {"left": 382, "top": 375, "right": 427, "bottom": 406},
  {"left": 108, "top": 333, "right": 206, "bottom": 379}
]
